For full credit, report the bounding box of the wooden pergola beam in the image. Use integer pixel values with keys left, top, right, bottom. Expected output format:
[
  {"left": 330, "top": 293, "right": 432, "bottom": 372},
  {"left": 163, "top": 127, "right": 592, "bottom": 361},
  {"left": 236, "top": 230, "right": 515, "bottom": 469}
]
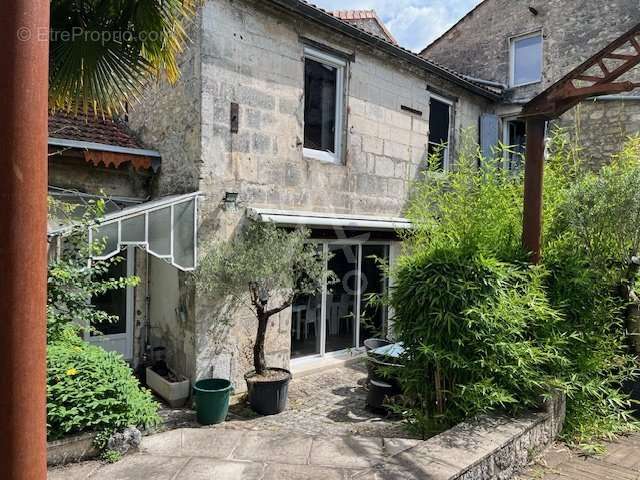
[
  {"left": 522, "top": 23, "right": 640, "bottom": 121},
  {"left": 520, "top": 22, "right": 640, "bottom": 262}
]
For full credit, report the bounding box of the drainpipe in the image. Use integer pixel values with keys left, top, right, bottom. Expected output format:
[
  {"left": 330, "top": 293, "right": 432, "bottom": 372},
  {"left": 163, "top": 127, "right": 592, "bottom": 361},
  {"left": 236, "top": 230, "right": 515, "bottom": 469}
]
[
  {"left": 0, "top": 0, "right": 49, "bottom": 478},
  {"left": 589, "top": 95, "right": 640, "bottom": 101}
]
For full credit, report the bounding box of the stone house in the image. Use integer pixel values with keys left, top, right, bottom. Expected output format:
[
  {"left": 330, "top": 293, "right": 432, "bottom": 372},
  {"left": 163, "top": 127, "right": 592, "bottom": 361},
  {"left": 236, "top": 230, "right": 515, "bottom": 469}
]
[
  {"left": 421, "top": 0, "right": 640, "bottom": 169},
  {"left": 82, "top": 0, "right": 499, "bottom": 390}
]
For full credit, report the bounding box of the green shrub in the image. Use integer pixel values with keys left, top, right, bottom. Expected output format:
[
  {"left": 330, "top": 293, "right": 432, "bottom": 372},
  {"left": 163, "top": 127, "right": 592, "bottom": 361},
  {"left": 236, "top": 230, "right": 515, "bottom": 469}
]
[
  {"left": 542, "top": 132, "right": 640, "bottom": 447},
  {"left": 390, "top": 132, "right": 638, "bottom": 444},
  {"left": 47, "top": 198, "right": 139, "bottom": 343},
  {"left": 47, "top": 339, "right": 159, "bottom": 441},
  {"left": 391, "top": 247, "right": 567, "bottom": 437}
]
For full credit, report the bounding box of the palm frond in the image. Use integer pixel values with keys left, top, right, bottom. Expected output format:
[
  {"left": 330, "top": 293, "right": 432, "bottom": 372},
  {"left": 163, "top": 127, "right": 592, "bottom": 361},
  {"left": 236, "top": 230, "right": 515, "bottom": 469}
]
[{"left": 49, "top": 0, "right": 199, "bottom": 116}]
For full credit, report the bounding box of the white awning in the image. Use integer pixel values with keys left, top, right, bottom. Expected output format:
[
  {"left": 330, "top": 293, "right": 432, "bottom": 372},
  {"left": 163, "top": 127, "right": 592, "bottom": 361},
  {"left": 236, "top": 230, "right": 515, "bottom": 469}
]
[
  {"left": 50, "top": 192, "right": 201, "bottom": 272},
  {"left": 248, "top": 208, "right": 411, "bottom": 231}
]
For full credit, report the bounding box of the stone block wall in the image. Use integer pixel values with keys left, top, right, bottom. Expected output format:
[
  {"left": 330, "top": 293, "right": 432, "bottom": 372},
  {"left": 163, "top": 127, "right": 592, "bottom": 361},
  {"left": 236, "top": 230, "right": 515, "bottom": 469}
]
[
  {"left": 128, "top": 0, "right": 494, "bottom": 388},
  {"left": 423, "top": 0, "right": 639, "bottom": 102},
  {"left": 557, "top": 99, "right": 640, "bottom": 169}
]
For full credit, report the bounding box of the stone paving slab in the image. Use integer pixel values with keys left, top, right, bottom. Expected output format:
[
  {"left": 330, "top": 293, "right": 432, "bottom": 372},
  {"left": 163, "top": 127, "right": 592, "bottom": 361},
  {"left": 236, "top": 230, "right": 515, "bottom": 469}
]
[
  {"left": 308, "top": 435, "right": 386, "bottom": 469},
  {"left": 231, "top": 431, "right": 314, "bottom": 465},
  {"left": 87, "top": 454, "right": 189, "bottom": 480},
  {"left": 173, "top": 458, "right": 265, "bottom": 480},
  {"left": 47, "top": 461, "right": 102, "bottom": 480},
  {"left": 263, "top": 463, "right": 356, "bottom": 480},
  {"left": 181, "top": 428, "right": 245, "bottom": 459}
]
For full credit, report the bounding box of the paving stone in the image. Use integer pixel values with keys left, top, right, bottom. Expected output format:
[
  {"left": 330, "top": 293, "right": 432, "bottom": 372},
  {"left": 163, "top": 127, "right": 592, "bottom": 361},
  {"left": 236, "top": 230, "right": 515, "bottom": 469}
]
[
  {"left": 174, "top": 458, "right": 265, "bottom": 480},
  {"left": 262, "top": 463, "right": 353, "bottom": 480},
  {"left": 89, "top": 454, "right": 189, "bottom": 480},
  {"left": 225, "top": 363, "right": 417, "bottom": 440},
  {"left": 381, "top": 437, "right": 421, "bottom": 457},
  {"left": 180, "top": 428, "right": 245, "bottom": 458},
  {"left": 47, "top": 461, "right": 102, "bottom": 480},
  {"left": 309, "top": 436, "right": 385, "bottom": 469},
  {"left": 140, "top": 428, "right": 183, "bottom": 456},
  {"left": 231, "top": 432, "right": 313, "bottom": 465}
]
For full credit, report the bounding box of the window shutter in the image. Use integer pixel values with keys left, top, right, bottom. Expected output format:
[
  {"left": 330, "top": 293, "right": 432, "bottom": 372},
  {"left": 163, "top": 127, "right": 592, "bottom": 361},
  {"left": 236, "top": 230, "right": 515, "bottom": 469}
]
[{"left": 480, "top": 114, "right": 500, "bottom": 160}]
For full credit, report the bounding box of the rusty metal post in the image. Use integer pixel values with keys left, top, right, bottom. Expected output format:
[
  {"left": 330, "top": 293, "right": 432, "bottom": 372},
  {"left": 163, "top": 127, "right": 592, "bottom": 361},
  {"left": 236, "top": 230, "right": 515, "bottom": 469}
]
[
  {"left": 522, "top": 118, "right": 546, "bottom": 264},
  {"left": 0, "top": 0, "right": 49, "bottom": 478}
]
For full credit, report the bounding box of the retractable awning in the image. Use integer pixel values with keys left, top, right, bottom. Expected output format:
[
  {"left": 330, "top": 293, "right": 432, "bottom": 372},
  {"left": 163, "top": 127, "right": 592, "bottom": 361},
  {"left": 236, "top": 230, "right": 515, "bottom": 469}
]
[
  {"left": 50, "top": 192, "right": 201, "bottom": 272},
  {"left": 248, "top": 208, "right": 411, "bottom": 231}
]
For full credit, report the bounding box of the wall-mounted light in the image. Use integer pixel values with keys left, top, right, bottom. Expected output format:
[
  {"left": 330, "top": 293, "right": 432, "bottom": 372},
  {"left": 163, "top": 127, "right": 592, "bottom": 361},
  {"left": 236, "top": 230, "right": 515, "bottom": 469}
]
[
  {"left": 222, "top": 192, "right": 239, "bottom": 211},
  {"left": 529, "top": 6, "right": 539, "bottom": 15}
]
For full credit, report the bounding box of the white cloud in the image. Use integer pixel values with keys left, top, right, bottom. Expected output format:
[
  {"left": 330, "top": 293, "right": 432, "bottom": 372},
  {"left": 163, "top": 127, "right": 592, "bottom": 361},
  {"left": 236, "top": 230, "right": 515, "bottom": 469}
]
[{"left": 310, "top": 0, "right": 482, "bottom": 52}]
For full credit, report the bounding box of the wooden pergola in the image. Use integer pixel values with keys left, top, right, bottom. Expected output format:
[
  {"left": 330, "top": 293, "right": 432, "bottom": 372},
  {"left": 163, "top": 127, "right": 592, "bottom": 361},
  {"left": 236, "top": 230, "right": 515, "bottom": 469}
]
[{"left": 521, "top": 23, "right": 640, "bottom": 263}]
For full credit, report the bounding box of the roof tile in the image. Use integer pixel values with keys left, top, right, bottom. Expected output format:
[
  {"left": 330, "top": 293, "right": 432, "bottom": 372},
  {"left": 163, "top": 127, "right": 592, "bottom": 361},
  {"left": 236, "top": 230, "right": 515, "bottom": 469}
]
[{"left": 48, "top": 111, "right": 144, "bottom": 150}]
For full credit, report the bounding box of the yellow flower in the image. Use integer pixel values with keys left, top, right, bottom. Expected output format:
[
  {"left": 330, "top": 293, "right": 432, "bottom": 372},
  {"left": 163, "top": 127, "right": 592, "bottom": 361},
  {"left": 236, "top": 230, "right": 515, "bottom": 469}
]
[{"left": 66, "top": 368, "right": 79, "bottom": 376}]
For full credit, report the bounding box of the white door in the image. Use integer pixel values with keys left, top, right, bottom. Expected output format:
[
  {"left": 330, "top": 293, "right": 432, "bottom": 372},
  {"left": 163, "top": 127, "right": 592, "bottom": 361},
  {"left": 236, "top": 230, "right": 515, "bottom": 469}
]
[{"left": 87, "top": 246, "right": 135, "bottom": 360}]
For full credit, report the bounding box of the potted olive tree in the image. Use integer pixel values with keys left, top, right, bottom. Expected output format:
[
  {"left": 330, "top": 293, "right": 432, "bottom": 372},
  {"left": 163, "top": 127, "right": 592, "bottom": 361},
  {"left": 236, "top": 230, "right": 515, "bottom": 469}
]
[{"left": 195, "top": 222, "right": 328, "bottom": 415}]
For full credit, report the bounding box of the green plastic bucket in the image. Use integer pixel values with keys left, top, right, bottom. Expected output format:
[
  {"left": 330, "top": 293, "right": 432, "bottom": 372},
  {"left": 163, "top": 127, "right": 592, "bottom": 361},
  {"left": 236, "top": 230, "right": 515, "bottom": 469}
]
[{"left": 193, "top": 379, "right": 233, "bottom": 425}]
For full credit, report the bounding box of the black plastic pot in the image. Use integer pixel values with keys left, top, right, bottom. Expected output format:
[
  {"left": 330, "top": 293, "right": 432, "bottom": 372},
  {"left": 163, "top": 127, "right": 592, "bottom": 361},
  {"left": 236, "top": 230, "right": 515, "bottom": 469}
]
[
  {"left": 363, "top": 338, "right": 393, "bottom": 352},
  {"left": 244, "top": 368, "right": 292, "bottom": 416},
  {"left": 366, "top": 357, "right": 403, "bottom": 394},
  {"left": 367, "top": 379, "right": 394, "bottom": 410}
]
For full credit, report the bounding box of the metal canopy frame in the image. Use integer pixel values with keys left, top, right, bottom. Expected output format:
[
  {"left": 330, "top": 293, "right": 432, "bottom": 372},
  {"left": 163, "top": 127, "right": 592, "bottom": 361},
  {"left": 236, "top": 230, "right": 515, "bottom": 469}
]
[{"left": 520, "top": 23, "right": 640, "bottom": 262}]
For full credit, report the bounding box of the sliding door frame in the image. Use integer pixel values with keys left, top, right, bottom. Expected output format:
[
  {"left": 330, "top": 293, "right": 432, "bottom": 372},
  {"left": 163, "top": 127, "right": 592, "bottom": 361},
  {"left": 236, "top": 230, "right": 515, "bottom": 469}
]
[{"left": 291, "top": 239, "right": 390, "bottom": 364}]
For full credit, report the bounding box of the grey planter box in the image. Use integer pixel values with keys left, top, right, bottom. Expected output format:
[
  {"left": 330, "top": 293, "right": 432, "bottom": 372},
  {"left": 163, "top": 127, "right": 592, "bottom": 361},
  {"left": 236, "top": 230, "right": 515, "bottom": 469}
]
[{"left": 146, "top": 367, "right": 190, "bottom": 408}]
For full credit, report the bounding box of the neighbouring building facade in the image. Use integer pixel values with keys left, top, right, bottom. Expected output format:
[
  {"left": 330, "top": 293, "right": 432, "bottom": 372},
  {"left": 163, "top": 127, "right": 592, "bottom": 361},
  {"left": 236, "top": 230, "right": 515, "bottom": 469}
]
[{"left": 422, "top": 0, "right": 640, "bottom": 169}]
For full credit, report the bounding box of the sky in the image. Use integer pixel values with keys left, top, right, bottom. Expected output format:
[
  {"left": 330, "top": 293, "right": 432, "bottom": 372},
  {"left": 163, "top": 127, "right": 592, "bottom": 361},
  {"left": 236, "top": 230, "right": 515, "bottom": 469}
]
[{"left": 311, "top": 0, "right": 483, "bottom": 52}]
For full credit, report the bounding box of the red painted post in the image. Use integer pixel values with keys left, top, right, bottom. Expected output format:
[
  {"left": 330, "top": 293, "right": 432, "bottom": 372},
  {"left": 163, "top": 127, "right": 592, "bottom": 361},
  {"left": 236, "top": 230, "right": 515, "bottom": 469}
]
[
  {"left": 522, "top": 118, "right": 546, "bottom": 264},
  {"left": 0, "top": 0, "right": 49, "bottom": 478}
]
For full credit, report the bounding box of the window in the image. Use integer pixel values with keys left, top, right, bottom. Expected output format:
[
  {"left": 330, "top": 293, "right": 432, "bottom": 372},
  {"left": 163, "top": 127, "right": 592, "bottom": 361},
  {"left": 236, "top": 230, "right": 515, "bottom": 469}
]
[
  {"left": 427, "top": 94, "right": 452, "bottom": 170},
  {"left": 303, "top": 46, "right": 346, "bottom": 163},
  {"left": 510, "top": 32, "right": 543, "bottom": 87},
  {"left": 504, "top": 119, "right": 526, "bottom": 171}
]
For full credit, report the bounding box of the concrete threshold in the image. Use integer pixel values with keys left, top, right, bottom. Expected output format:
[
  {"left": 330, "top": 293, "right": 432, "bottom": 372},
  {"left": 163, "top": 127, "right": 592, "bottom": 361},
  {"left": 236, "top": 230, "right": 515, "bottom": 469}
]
[{"left": 290, "top": 351, "right": 366, "bottom": 379}]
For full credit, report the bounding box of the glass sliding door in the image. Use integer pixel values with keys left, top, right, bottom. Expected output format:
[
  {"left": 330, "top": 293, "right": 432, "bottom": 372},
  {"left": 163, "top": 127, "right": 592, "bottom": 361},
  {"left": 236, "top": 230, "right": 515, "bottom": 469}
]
[
  {"left": 291, "top": 241, "right": 390, "bottom": 360},
  {"left": 359, "top": 245, "right": 389, "bottom": 344},
  {"left": 325, "top": 245, "right": 358, "bottom": 354},
  {"left": 291, "top": 245, "right": 324, "bottom": 359},
  {"left": 291, "top": 291, "right": 323, "bottom": 359}
]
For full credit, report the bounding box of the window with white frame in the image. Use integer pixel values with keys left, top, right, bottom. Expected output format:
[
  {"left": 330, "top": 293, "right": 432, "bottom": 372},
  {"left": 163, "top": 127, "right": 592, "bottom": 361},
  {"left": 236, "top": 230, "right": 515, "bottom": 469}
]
[
  {"left": 303, "top": 46, "right": 346, "bottom": 163},
  {"left": 427, "top": 93, "right": 453, "bottom": 170},
  {"left": 510, "top": 32, "right": 543, "bottom": 87}
]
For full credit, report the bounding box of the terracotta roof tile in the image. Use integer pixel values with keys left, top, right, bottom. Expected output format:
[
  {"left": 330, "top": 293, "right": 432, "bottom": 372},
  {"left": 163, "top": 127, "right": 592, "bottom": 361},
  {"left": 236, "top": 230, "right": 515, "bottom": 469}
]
[
  {"left": 331, "top": 9, "right": 398, "bottom": 45},
  {"left": 48, "top": 111, "right": 144, "bottom": 150},
  {"left": 332, "top": 10, "right": 377, "bottom": 21}
]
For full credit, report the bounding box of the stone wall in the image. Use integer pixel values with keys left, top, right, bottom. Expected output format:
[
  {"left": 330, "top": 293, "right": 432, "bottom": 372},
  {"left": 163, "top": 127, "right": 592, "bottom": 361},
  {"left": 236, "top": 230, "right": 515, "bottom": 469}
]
[
  {"left": 360, "top": 392, "right": 567, "bottom": 480},
  {"left": 128, "top": 0, "right": 494, "bottom": 388},
  {"left": 423, "top": 0, "right": 639, "bottom": 101},
  {"left": 557, "top": 98, "right": 640, "bottom": 169},
  {"left": 48, "top": 154, "right": 151, "bottom": 200},
  {"left": 127, "top": 15, "right": 202, "bottom": 196}
]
